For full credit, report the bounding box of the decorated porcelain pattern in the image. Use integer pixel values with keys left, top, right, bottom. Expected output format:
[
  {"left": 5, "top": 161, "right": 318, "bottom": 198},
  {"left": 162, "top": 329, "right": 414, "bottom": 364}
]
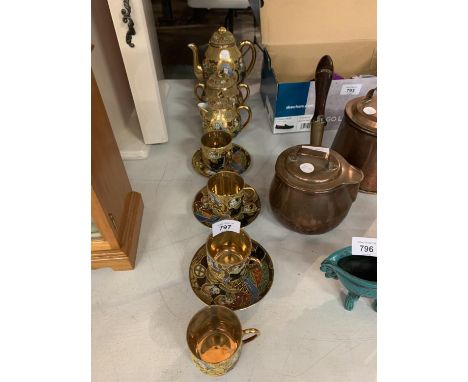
[
  {"left": 191, "top": 348, "right": 241, "bottom": 376},
  {"left": 189, "top": 240, "right": 274, "bottom": 310},
  {"left": 192, "top": 184, "right": 260, "bottom": 228},
  {"left": 192, "top": 144, "right": 251, "bottom": 177}
]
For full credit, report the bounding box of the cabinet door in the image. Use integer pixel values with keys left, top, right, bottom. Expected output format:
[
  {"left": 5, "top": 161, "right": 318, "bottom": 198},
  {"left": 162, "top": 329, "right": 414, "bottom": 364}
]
[
  {"left": 91, "top": 71, "right": 144, "bottom": 270},
  {"left": 106, "top": 0, "right": 169, "bottom": 144},
  {"left": 91, "top": 71, "right": 133, "bottom": 248}
]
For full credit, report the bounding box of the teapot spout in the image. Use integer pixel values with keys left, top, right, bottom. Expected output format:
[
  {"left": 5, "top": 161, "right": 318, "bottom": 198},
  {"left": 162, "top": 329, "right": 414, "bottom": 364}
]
[
  {"left": 188, "top": 43, "right": 204, "bottom": 81},
  {"left": 197, "top": 102, "right": 209, "bottom": 118}
]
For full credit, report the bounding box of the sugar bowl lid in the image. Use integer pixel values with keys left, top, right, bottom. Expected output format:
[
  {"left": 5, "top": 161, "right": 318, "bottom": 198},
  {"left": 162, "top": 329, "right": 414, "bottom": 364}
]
[
  {"left": 206, "top": 72, "right": 238, "bottom": 90},
  {"left": 345, "top": 88, "right": 377, "bottom": 135},
  {"left": 274, "top": 145, "right": 363, "bottom": 193},
  {"left": 209, "top": 27, "right": 236, "bottom": 47}
]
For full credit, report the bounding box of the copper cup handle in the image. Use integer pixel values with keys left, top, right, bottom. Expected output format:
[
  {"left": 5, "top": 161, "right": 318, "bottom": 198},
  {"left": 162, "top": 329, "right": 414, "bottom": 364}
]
[
  {"left": 237, "top": 83, "right": 250, "bottom": 103},
  {"left": 242, "top": 328, "right": 260, "bottom": 344},
  {"left": 194, "top": 83, "right": 205, "bottom": 102},
  {"left": 237, "top": 105, "right": 252, "bottom": 131},
  {"left": 239, "top": 40, "right": 257, "bottom": 78}
]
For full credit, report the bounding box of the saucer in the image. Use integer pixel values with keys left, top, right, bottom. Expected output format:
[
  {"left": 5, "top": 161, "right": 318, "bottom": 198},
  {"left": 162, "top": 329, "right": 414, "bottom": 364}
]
[
  {"left": 192, "top": 144, "right": 251, "bottom": 177},
  {"left": 189, "top": 240, "right": 274, "bottom": 310},
  {"left": 192, "top": 184, "right": 261, "bottom": 228}
]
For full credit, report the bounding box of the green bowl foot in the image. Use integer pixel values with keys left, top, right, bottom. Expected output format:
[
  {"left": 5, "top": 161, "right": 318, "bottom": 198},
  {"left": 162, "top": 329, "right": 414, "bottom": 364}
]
[{"left": 344, "top": 292, "right": 359, "bottom": 311}]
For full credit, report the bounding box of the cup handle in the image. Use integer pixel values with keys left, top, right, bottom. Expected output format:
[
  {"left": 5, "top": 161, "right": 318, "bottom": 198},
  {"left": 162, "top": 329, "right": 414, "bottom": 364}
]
[
  {"left": 194, "top": 83, "right": 205, "bottom": 102},
  {"left": 242, "top": 186, "right": 257, "bottom": 200},
  {"left": 239, "top": 40, "right": 257, "bottom": 78},
  {"left": 226, "top": 150, "right": 233, "bottom": 165},
  {"left": 237, "top": 83, "right": 250, "bottom": 103},
  {"left": 247, "top": 257, "right": 262, "bottom": 268},
  {"left": 242, "top": 328, "right": 260, "bottom": 344},
  {"left": 237, "top": 105, "right": 252, "bottom": 131}
]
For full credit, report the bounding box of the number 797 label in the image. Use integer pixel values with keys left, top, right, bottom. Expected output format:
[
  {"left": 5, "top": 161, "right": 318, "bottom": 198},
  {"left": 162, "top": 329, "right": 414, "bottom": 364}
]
[
  {"left": 212, "top": 220, "right": 241, "bottom": 236},
  {"left": 352, "top": 237, "right": 377, "bottom": 257}
]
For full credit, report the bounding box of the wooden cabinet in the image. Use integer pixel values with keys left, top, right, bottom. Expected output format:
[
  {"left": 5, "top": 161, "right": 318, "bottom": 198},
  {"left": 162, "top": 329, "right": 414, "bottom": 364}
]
[{"left": 91, "top": 70, "right": 144, "bottom": 271}]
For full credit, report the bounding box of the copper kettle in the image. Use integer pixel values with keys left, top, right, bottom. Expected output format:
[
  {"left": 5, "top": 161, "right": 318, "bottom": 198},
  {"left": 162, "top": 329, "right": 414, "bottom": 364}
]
[
  {"left": 331, "top": 88, "right": 377, "bottom": 193},
  {"left": 269, "top": 56, "right": 364, "bottom": 235}
]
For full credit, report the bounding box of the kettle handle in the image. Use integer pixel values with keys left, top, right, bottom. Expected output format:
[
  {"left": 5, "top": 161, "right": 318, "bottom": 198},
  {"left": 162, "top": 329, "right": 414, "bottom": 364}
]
[
  {"left": 298, "top": 146, "right": 330, "bottom": 159},
  {"left": 363, "top": 88, "right": 377, "bottom": 103},
  {"left": 310, "top": 55, "right": 334, "bottom": 146},
  {"left": 312, "top": 55, "right": 334, "bottom": 121}
]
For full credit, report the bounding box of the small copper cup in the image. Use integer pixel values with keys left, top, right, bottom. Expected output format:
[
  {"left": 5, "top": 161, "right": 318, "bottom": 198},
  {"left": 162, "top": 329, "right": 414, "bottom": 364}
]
[
  {"left": 201, "top": 130, "right": 233, "bottom": 172},
  {"left": 205, "top": 229, "right": 261, "bottom": 286},
  {"left": 186, "top": 305, "right": 260, "bottom": 376},
  {"left": 207, "top": 171, "right": 256, "bottom": 218}
]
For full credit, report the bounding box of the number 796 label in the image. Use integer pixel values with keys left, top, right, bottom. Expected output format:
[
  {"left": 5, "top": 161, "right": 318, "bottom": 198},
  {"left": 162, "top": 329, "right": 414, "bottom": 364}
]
[{"left": 352, "top": 237, "right": 377, "bottom": 257}]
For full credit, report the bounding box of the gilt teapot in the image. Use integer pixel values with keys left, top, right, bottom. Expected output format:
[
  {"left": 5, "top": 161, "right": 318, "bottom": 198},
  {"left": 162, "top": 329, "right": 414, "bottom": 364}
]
[{"left": 188, "top": 27, "right": 256, "bottom": 83}]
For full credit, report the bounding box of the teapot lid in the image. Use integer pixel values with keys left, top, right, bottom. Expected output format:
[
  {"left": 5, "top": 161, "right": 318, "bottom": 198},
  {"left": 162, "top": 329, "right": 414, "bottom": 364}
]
[
  {"left": 275, "top": 145, "right": 363, "bottom": 193},
  {"left": 345, "top": 88, "right": 377, "bottom": 135},
  {"left": 209, "top": 27, "right": 236, "bottom": 47},
  {"left": 206, "top": 72, "right": 238, "bottom": 90}
]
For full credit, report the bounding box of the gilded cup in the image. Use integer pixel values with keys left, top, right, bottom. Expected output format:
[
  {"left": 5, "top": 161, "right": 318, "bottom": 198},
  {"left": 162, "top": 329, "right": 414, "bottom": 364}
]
[
  {"left": 186, "top": 305, "right": 260, "bottom": 376},
  {"left": 207, "top": 171, "right": 256, "bottom": 218},
  {"left": 201, "top": 130, "right": 233, "bottom": 171},
  {"left": 205, "top": 229, "right": 261, "bottom": 286}
]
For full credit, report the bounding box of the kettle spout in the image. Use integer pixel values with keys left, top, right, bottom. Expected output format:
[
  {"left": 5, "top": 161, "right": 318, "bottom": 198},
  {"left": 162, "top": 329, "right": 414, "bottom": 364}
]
[{"left": 188, "top": 43, "right": 204, "bottom": 81}]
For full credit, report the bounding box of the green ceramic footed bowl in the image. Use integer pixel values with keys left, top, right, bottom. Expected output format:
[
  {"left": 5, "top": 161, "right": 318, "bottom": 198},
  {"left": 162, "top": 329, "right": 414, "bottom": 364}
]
[{"left": 320, "top": 246, "right": 377, "bottom": 311}]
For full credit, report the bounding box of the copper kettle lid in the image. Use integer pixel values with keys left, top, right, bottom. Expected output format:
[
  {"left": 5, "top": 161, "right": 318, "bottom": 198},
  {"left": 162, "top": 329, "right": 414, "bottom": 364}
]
[
  {"left": 275, "top": 145, "right": 363, "bottom": 193},
  {"left": 345, "top": 88, "right": 377, "bottom": 135},
  {"left": 209, "top": 27, "right": 236, "bottom": 47}
]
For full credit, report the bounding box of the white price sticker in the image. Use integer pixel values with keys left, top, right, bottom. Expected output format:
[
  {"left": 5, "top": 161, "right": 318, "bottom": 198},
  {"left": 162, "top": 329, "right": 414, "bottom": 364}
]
[
  {"left": 352, "top": 237, "right": 377, "bottom": 257},
  {"left": 340, "top": 84, "right": 362, "bottom": 96},
  {"left": 301, "top": 145, "right": 330, "bottom": 155},
  {"left": 299, "top": 163, "right": 315, "bottom": 173},
  {"left": 212, "top": 220, "right": 241, "bottom": 236}
]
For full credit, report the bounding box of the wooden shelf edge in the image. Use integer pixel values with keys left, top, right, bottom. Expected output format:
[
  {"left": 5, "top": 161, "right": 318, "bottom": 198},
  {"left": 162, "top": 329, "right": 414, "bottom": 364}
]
[{"left": 91, "top": 192, "right": 144, "bottom": 271}]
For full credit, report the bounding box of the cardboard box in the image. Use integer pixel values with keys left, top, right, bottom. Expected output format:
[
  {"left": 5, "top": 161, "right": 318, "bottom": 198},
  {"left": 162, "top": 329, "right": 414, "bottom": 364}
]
[{"left": 259, "top": 0, "right": 377, "bottom": 133}]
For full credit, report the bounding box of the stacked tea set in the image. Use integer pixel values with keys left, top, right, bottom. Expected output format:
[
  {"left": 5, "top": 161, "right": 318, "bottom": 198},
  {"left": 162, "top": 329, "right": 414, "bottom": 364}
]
[{"left": 185, "top": 27, "right": 377, "bottom": 376}]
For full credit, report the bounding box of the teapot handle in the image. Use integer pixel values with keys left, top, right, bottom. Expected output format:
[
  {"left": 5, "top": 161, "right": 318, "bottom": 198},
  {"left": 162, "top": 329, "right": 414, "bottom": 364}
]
[
  {"left": 237, "top": 83, "right": 250, "bottom": 103},
  {"left": 194, "top": 83, "right": 205, "bottom": 102},
  {"left": 237, "top": 105, "right": 252, "bottom": 130},
  {"left": 239, "top": 40, "right": 257, "bottom": 78}
]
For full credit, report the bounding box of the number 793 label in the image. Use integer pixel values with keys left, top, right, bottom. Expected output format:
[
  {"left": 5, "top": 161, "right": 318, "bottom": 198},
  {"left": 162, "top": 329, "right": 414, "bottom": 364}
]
[{"left": 352, "top": 237, "right": 377, "bottom": 257}]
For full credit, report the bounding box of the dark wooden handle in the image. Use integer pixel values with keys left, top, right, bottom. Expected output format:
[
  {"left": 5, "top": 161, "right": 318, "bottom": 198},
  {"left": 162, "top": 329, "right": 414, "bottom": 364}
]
[{"left": 312, "top": 55, "right": 334, "bottom": 120}]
